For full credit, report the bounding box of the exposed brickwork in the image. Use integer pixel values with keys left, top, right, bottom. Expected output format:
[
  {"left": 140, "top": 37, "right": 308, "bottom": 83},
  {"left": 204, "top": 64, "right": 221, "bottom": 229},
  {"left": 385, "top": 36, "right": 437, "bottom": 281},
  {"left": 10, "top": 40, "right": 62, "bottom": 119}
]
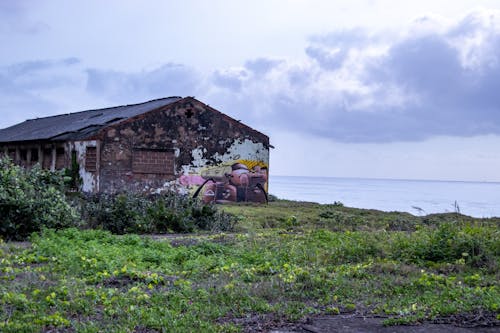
[
  {"left": 132, "top": 149, "right": 174, "bottom": 174},
  {"left": 55, "top": 148, "right": 66, "bottom": 170},
  {"left": 96, "top": 98, "right": 269, "bottom": 194},
  {"left": 85, "top": 147, "right": 97, "bottom": 172}
]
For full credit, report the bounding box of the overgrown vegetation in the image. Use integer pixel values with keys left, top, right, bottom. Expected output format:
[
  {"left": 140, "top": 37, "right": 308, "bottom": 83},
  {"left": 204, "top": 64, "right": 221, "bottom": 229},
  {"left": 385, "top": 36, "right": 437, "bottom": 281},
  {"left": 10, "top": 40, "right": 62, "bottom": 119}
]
[
  {"left": 0, "top": 158, "right": 77, "bottom": 240},
  {"left": 0, "top": 158, "right": 499, "bottom": 331},
  {"left": 0, "top": 157, "right": 235, "bottom": 240},
  {"left": 1, "top": 219, "right": 498, "bottom": 332},
  {"left": 77, "top": 192, "right": 235, "bottom": 234}
]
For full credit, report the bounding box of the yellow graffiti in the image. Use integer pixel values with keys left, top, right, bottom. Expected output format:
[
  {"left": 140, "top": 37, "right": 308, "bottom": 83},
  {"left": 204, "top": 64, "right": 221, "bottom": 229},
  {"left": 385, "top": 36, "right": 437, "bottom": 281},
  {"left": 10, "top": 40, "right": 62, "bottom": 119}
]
[{"left": 236, "top": 159, "right": 268, "bottom": 170}]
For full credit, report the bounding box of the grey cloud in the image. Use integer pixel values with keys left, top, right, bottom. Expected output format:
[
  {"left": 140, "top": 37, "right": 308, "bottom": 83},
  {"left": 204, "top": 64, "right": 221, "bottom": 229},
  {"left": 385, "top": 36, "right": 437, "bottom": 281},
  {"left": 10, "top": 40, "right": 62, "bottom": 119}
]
[
  {"left": 3, "top": 10, "right": 500, "bottom": 144},
  {"left": 245, "top": 58, "right": 282, "bottom": 75},
  {"left": 0, "top": 1, "right": 48, "bottom": 34},
  {"left": 2, "top": 58, "right": 82, "bottom": 91},
  {"left": 212, "top": 69, "right": 247, "bottom": 91},
  {"left": 212, "top": 58, "right": 283, "bottom": 92},
  {"left": 305, "top": 30, "right": 368, "bottom": 71},
  {"left": 447, "top": 10, "right": 492, "bottom": 37},
  {"left": 0, "top": 70, "right": 61, "bottom": 128},
  {"left": 86, "top": 63, "right": 202, "bottom": 102},
  {"left": 287, "top": 66, "right": 315, "bottom": 87},
  {"left": 0, "top": 57, "right": 82, "bottom": 91},
  {"left": 0, "top": 57, "right": 85, "bottom": 128},
  {"left": 206, "top": 11, "right": 500, "bottom": 143},
  {"left": 0, "top": 89, "right": 58, "bottom": 127},
  {"left": 5, "top": 58, "right": 80, "bottom": 76},
  {"left": 362, "top": 32, "right": 500, "bottom": 139},
  {"left": 1, "top": 59, "right": 203, "bottom": 129},
  {"left": 384, "top": 36, "right": 462, "bottom": 90},
  {"left": 305, "top": 46, "right": 347, "bottom": 70}
]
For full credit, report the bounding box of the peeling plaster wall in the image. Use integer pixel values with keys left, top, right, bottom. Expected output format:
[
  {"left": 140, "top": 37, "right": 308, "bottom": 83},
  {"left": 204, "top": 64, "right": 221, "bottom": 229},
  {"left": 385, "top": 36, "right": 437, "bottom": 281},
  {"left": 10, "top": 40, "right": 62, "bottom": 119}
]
[
  {"left": 71, "top": 140, "right": 99, "bottom": 193},
  {"left": 96, "top": 98, "right": 270, "bottom": 202},
  {"left": 181, "top": 139, "right": 269, "bottom": 203},
  {"left": 181, "top": 138, "right": 269, "bottom": 185}
]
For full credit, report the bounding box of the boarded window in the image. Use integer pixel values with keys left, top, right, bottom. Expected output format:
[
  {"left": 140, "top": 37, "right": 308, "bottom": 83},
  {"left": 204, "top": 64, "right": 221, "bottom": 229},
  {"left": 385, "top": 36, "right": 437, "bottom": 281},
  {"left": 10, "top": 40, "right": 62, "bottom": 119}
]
[
  {"left": 85, "top": 147, "right": 97, "bottom": 172},
  {"left": 132, "top": 149, "right": 174, "bottom": 174},
  {"left": 42, "top": 148, "right": 52, "bottom": 169},
  {"left": 55, "top": 147, "right": 65, "bottom": 169},
  {"left": 30, "top": 148, "right": 39, "bottom": 162},
  {"left": 20, "top": 149, "right": 27, "bottom": 161}
]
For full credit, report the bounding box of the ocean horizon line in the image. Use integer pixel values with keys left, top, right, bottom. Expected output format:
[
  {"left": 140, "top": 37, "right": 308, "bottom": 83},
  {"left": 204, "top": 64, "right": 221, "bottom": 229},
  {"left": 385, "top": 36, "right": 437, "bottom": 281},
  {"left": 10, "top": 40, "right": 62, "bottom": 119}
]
[
  {"left": 270, "top": 174, "right": 500, "bottom": 185},
  {"left": 268, "top": 176, "right": 500, "bottom": 218}
]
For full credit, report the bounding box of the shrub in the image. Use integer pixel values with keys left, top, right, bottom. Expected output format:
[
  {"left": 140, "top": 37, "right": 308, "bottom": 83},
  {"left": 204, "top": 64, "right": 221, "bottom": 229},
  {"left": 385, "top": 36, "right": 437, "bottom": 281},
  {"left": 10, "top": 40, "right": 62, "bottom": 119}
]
[
  {"left": 79, "top": 192, "right": 236, "bottom": 234},
  {"left": 0, "top": 158, "right": 77, "bottom": 240},
  {"left": 391, "top": 222, "right": 499, "bottom": 269},
  {"left": 0, "top": 157, "right": 235, "bottom": 238},
  {"left": 78, "top": 192, "right": 149, "bottom": 234}
]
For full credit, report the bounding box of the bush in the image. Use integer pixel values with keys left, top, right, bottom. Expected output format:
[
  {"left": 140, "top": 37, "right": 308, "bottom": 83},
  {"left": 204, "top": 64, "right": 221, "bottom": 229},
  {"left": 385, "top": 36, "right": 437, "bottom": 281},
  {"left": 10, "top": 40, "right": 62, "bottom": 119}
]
[
  {"left": 78, "top": 193, "right": 149, "bottom": 234},
  {"left": 79, "top": 192, "right": 236, "bottom": 234},
  {"left": 391, "top": 222, "right": 499, "bottom": 269},
  {"left": 0, "top": 157, "right": 235, "bottom": 238},
  {"left": 0, "top": 158, "right": 77, "bottom": 240}
]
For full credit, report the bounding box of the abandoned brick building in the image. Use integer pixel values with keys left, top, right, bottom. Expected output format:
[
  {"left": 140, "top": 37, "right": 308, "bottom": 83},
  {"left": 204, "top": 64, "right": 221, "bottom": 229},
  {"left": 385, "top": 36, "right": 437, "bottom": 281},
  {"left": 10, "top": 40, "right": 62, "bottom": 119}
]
[{"left": 0, "top": 97, "right": 270, "bottom": 203}]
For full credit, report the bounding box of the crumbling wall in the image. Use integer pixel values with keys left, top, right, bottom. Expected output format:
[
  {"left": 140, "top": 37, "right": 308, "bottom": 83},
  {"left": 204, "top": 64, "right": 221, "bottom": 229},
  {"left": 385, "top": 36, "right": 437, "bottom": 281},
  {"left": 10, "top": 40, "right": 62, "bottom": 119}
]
[
  {"left": 70, "top": 140, "right": 99, "bottom": 193},
  {"left": 96, "top": 98, "right": 269, "bottom": 202}
]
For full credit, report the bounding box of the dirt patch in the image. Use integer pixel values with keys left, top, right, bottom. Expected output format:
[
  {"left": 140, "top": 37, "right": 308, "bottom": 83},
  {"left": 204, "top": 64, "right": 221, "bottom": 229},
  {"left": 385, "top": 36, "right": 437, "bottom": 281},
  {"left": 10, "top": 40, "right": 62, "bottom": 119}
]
[
  {"left": 148, "top": 233, "right": 201, "bottom": 247},
  {"left": 269, "top": 315, "right": 499, "bottom": 333},
  {"left": 1, "top": 241, "right": 32, "bottom": 250},
  {"left": 147, "top": 232, "right": 236, "bottom": 247}
]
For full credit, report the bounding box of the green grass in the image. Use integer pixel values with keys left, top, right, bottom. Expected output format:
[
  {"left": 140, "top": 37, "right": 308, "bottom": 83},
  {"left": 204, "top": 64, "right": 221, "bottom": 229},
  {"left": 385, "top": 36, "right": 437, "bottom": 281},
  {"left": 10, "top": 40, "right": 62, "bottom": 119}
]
[{"left": 1, "top": 200, "right": 499, "bottom": 332}]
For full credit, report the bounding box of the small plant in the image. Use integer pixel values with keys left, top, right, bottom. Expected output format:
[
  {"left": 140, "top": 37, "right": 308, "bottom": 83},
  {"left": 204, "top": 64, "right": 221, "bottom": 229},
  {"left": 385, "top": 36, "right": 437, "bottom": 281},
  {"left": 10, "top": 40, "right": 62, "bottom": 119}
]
[{"left": 63, "top": 152, "right": 82, "bottom": 191}]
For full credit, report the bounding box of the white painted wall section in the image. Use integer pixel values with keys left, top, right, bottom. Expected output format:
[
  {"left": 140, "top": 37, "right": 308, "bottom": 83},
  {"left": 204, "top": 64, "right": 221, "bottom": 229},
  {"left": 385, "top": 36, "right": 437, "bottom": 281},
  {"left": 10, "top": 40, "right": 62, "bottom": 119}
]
[{"left": 73, "top": 140, "right": 99, "bottom": 192}]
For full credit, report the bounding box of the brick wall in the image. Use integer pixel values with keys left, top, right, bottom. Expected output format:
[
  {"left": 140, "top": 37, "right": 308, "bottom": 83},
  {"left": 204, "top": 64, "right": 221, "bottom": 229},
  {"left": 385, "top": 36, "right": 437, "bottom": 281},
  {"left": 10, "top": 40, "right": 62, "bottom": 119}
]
[
  {"left": 132, "top": 149, "right": 174, "bottom": 175},
  {"left": 55, "top": 148, "right": 66, "bottom": 169},
  {"left": 85, "top": 147, "right": 97, "bottom": 172}
]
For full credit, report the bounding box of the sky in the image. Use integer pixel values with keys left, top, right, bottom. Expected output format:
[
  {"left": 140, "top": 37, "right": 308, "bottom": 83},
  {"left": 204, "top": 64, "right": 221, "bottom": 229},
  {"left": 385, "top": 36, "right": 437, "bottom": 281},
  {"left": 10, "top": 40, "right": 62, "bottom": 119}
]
[{"left": 1, "top": 0, "right": 500, "bottom": 182}]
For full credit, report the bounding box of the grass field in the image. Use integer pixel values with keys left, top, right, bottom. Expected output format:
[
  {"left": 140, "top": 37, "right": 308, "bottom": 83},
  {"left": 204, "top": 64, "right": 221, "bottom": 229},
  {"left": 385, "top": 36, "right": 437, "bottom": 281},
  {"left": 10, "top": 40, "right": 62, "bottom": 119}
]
[{"left": 1, "top": 200, "right": 499, "bottom": 332}]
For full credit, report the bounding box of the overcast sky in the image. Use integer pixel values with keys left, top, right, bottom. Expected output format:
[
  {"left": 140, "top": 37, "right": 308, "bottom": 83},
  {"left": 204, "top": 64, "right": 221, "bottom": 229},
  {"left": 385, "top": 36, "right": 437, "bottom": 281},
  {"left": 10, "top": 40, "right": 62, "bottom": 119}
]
[{"left": 2, "top": 0, "right": 500, "bottom": 181}]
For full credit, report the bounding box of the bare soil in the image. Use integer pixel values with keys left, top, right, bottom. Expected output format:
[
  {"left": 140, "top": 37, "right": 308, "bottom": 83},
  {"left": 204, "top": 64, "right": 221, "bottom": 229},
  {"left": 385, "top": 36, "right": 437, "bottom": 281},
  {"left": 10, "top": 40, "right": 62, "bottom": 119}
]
[{"left": 268, "top": 314, "right": 499, "bottom": 333}]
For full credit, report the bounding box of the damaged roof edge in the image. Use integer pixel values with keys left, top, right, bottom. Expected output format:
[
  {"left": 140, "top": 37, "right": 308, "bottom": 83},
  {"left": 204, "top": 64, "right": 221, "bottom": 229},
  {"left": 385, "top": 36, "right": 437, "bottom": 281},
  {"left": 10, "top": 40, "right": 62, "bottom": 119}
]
[
  {"left": 92, "top": 97, "right": 270, "bottom": 148},
  {"left": 0, "top": 96, "right": 269, "bottom": 146},
  {"left": 185, "top": 97, "right": 270, "bottom": 143},
  {"left": 24, "top": 96, "right": 184, "bottom": 122},
  {"left": 0, "top": 97, "right": 183, "bottom": 143}
]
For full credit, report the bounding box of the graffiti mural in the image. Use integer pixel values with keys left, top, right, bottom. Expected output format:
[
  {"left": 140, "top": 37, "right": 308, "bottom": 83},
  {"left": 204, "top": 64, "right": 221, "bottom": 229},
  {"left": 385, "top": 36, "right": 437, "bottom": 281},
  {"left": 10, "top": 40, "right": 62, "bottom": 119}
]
[
  {"left": 178, "top": 139, "right": 269, "bottom": 204},
  {"left": 180, "top": 160, "right": 268, "bottom": 203}
]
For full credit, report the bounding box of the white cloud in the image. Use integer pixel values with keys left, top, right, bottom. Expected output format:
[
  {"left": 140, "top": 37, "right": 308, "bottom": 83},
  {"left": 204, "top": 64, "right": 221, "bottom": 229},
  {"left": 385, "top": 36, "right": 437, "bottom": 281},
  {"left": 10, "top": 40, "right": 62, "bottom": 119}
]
[{"left": 201, "top": 9, "right": 500, "bottom": 142}]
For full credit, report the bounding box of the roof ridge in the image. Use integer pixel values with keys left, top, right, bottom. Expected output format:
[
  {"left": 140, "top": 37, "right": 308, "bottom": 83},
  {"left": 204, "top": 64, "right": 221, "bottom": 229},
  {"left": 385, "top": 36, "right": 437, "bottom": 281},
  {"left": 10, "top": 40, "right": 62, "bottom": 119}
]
[{"left": 26, "top": 96, "right": 184, "bottom": 122}]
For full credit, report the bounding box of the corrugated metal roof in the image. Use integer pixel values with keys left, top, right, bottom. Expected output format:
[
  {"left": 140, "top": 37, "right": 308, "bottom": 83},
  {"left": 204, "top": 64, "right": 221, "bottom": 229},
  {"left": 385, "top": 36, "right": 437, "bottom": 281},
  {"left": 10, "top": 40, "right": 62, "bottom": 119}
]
[{"left": 0, "top": 97, "right": 183, "bottom": 143}]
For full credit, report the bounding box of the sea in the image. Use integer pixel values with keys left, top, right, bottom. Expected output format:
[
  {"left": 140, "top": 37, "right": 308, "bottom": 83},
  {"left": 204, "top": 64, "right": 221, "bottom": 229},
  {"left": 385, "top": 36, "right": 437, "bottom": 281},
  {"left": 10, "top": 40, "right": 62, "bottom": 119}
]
[{"left": 269, "top": 176, "right": 500, "bottom": 218}]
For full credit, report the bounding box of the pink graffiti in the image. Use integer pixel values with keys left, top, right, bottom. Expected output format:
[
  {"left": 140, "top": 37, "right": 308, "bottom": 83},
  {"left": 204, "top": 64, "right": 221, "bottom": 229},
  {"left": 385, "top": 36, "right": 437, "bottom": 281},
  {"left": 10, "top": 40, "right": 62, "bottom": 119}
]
[{"left": 179, "top": 174, "right": 205, "bottom": 186}]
